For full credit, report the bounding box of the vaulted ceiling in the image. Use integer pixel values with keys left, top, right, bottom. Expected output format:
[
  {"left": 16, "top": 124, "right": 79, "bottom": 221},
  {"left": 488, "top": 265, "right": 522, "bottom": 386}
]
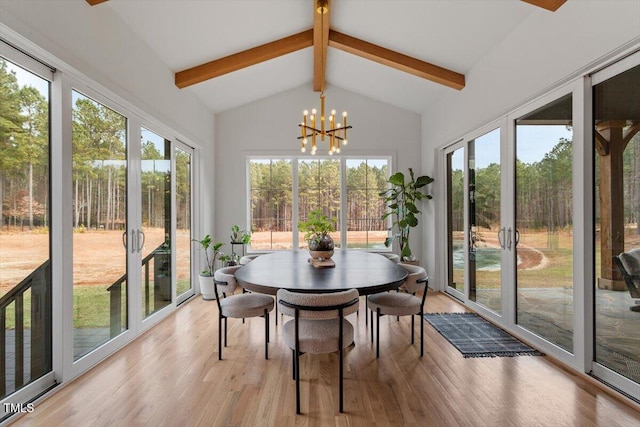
[{"left": 87, "top": 0, "right": 566, "bottom": 113}]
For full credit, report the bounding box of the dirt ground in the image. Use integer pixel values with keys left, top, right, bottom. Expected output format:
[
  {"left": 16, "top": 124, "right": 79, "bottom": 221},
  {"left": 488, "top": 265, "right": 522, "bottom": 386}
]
[{"left": 0, "top": 227, "right": 191, "bottom": 292}]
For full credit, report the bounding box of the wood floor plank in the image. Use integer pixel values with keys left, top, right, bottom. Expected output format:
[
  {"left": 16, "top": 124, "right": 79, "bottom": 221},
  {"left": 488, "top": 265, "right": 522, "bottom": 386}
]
[{"left": 9, "top": 291, "right": 640, "bottom": 426}]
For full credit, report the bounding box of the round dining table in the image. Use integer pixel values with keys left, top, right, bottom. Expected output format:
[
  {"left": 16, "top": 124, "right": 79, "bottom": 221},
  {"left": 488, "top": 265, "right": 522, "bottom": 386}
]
[{"left": 234, "top": 250, "right": 408, "bottom": 295}]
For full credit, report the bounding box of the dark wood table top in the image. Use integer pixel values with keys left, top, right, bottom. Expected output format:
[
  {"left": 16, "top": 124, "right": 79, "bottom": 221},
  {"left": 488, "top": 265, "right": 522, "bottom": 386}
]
[{"left": 234, "top": 250, "right": 408, "bottom": 296}]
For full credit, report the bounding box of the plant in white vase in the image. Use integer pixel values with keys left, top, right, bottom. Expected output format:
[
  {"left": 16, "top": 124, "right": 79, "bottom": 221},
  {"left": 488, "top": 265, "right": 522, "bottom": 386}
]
[{"left": 192, "top": 234, "right": 225, "bottom": 300}]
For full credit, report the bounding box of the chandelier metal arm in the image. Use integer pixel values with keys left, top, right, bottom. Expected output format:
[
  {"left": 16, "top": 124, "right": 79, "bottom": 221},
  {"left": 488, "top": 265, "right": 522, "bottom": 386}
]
[{"left": 297, "top": 125, "right": 352, "bottom": 138}]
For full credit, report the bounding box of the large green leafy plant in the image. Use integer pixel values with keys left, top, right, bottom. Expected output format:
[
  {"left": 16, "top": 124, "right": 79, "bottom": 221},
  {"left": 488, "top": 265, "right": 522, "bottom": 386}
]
[{"left": 380, "top": 168, "right": 434, "bottom": 260}]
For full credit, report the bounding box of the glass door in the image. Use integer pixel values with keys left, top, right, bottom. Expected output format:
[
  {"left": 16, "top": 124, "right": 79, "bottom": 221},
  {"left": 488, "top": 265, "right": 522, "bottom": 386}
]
[
  {"left": 514, "top": 94, "right": 574, "bottom": 353},
  {"left": 72, "top": 90, "right": 128, "bottom": 360},
  {"left": 175, "top": 143, "right": 193, "bottom": 302},
  {"left": 446, "top": 145, "right": 465, "bottom": 297},
  {"left": 592, "top": 58, "right": 640, "bottom": 393},
  {"left": 0, "top": 55, "right": 52, "bottom": 402},
  {"left": 140, "top": 127, "right": 172, "bottom": 318},
  {"left": 469, "top": 128, "right": 502, "bottom": 313}
]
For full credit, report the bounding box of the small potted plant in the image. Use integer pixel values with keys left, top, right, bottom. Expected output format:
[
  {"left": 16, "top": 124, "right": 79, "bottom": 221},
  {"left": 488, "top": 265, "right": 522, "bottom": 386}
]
[
  {"left": 192, "top": 234, "right": 225, "bottom": 300},
  {"left": 298, "top": 209, "right": 336, "bottom": 260},
  {"left": 220, "top": 252, "right": 240, "bottom": 267},
  {"left": 230, "top": 225, "right": 251, "bottom": 245},
  {"left": 380, "top": 168, "right": 434, "bottom": 261}
]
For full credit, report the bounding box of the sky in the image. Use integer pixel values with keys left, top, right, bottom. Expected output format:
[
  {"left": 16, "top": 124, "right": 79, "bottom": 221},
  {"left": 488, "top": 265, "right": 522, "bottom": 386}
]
[
  {"left": 5, "top": 60, "right": 48, "bottom": 97},
  {"left": 451, "top": 125, "right": 573, "bottom": 171}
]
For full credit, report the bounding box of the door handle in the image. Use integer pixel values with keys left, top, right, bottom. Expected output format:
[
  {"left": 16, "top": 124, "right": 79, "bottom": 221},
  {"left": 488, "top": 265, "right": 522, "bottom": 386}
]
[
  {"left": 498, "top": 227, "right": 505, "bottom": 249},
  {"left": 515, "top": 229, "right": 520, "bottom": 248},
  {"left": 122, "top": 231, "right": 127, "bottom": 249},
  {"left": 130, "top": 229, "right": 137, "bottom": 254},
  {"left": 138, "top": 229, "right": 146, "bottom": 253},
  {"left": 506, "top": 227, "right": 513, "bottom": 250}
]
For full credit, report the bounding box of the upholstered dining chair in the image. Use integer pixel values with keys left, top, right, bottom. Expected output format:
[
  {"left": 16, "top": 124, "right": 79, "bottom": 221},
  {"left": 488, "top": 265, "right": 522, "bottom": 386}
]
[
  {"left": 380, "top": 253, "right": 400, "bottom": 263},
  {"left": 367, "top": 263, "right": 429, "bottom": 358},
  {"left": 213, "top": 266, "right": 274, "bottom": 360},
  {"left": 364, "top": 253, "right": 402, "bottom": 326},
  {"left": 239, "top": 254, "right": 260, "bottom": 265},
  {"left": 277, "top": 288, "right": 359, "bottom": 414}
]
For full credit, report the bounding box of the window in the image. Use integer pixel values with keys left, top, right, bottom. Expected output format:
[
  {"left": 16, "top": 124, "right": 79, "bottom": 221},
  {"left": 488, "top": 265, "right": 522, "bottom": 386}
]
[
  {"left": 248, "top": 157, "right": 391, "bottom": 251},
  {"left": 249, "top": 159, "right": 293, "bottom": 250},
  {"left": 346, "top": 159, "right": 388, "bottom": 249}
]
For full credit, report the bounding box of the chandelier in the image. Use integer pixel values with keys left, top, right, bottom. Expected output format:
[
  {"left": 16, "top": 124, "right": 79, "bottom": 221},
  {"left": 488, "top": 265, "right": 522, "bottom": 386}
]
[
  {"left": 298, "top": 93, "right": 351, "bottom": 155},
  {"left": 297, "top": 0, "right": 352, "bottom": 155}
]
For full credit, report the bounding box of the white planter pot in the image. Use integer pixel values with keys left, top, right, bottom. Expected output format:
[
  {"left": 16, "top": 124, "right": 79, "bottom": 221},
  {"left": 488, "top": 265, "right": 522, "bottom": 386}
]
[{"left": 199, "top": 274, "right": 217, "bottom": 300}]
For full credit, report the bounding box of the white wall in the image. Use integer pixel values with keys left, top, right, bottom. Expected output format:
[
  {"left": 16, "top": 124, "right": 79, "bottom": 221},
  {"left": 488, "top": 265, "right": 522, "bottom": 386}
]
[
  {"left": 215, "top": 84, "right": 422, "bottom": 258},
  {"left": 0, "top": 0, "right": 214, "bottom": 147},
  {"left": 421, "top": 0, "right": 640, "bottom": 283}
]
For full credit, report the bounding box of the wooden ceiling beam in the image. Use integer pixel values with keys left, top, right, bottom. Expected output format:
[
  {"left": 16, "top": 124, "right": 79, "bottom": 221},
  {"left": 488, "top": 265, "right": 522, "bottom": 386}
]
[
  {"left": 520, "top": 0, "right": 567, "bottom": 12},
  {"left": 313, "top": 0, "right": 331, "bottom": 92},
  {"left": 175, "top": 30, "right": 313, "bottom": 89},
  {"left": 86, "top": 0, "right": 109, "bottom": 5},
  {"left": 328, "top": 30, "right": 465, "bottom": 90}
]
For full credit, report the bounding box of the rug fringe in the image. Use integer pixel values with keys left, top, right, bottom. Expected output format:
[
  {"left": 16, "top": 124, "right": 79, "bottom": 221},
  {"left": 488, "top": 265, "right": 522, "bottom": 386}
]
[{"left": 464, "top": 351, "right": 545, "bottom": 358}]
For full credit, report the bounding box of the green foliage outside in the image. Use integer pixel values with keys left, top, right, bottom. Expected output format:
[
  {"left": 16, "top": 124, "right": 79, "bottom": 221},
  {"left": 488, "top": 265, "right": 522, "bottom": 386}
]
[{"left": 249, "top": 158, "right": 389, "bottom": 250}]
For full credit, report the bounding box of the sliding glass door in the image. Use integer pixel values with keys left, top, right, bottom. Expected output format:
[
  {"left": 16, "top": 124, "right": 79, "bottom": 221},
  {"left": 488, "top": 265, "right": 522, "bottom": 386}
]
[
  {"left": 514, "top": 94, "right": 574, "bottom": 353},
  {"left": 175, "top": 144, "right": 193, "bottom": 302},
  {"left": 446, "top": 145, "right": 465, "bottom": 297},
  {"left": 444, "top": 89, "right": 576, "bottom": 354},
  {"left": 0, "top": 55, "right": 52, "bottom": 401},
  {"left": 592, "top": 58, "right": 640, "bottom": 391},
  {"left": 140, "top": 127, "right": 172, "bottom": 317},
  {"left": 469, "top": 128, "right": 502, "bottom": 313},
  {"left": 72, "top": 90, "right": 128, "bottom": 360}
]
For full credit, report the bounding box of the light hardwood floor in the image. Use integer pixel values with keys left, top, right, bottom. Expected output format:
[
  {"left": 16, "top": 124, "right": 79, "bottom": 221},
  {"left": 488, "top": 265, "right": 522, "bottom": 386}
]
[{"left": 10, "top": 291, "right": 640, "bottom": 426}]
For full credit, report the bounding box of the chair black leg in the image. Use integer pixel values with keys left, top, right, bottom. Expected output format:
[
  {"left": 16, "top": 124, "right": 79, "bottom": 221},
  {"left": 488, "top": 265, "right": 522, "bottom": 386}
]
[
  {"left": 365, "top": 298, "right": 368, "bottom": 325},
  {"left": 411, "top": 314, "right": 415, "bottom": 344},
  {"left": 420, "top": 310, "right": 424, "bottom": 357},
  {"left": 292, "top": 349, "right": 296, "bottom": 380},
  {"left": 339, "top": 340, "right": 344, "bottom": 413},
  {"left": 370, "top": 307, "right": 374, "bottom": 343},
  {"left": 295, "top": 350, "right": 301, "bottom": 414},
  {"left": 265, "top": 309, "right": 269, "bottom": 360},
  {"left": 376, "top": 308, "right": 381, "bottom": 358},
  {"left": 275, "top": 303, "right": 278, "bottom": 326},
  {"left": 224, "top": 317, "right": 228, "bottom": 347},
  {"left": 218, "top": 315, "right": 222, "bottom": 360}
]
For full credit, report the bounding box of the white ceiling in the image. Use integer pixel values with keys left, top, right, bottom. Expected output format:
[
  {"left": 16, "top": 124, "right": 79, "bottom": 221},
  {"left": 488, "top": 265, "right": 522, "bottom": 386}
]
[{"left": 105, "top": 0, "right": 536, "bottom": 114}]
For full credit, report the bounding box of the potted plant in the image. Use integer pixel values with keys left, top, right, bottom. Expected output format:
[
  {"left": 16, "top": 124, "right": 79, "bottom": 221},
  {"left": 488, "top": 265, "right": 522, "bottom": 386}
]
[
  {"left": 192, "top": 234, "right": 225, "bottom": 300},
  {"left": 230, "top": 225, "right": 251, "bottom": 261},
  {"left": 380, "top": 168, "right": 434, "bottom": 261},
  {"left": 298, "top": 209, "right": 336, "bottom": 260},
  {"left": 220, "top": 252, "right": 240, "bottom": 267},
  {"left": 230, "top": 225, "right": 251, "bottom": 245}
]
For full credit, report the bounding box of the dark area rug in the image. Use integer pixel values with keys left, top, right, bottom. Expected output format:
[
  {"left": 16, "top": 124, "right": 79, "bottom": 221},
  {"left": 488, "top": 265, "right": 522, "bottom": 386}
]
[{"left": 424, "top": 312, "right": 544, "bottom": 358}]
